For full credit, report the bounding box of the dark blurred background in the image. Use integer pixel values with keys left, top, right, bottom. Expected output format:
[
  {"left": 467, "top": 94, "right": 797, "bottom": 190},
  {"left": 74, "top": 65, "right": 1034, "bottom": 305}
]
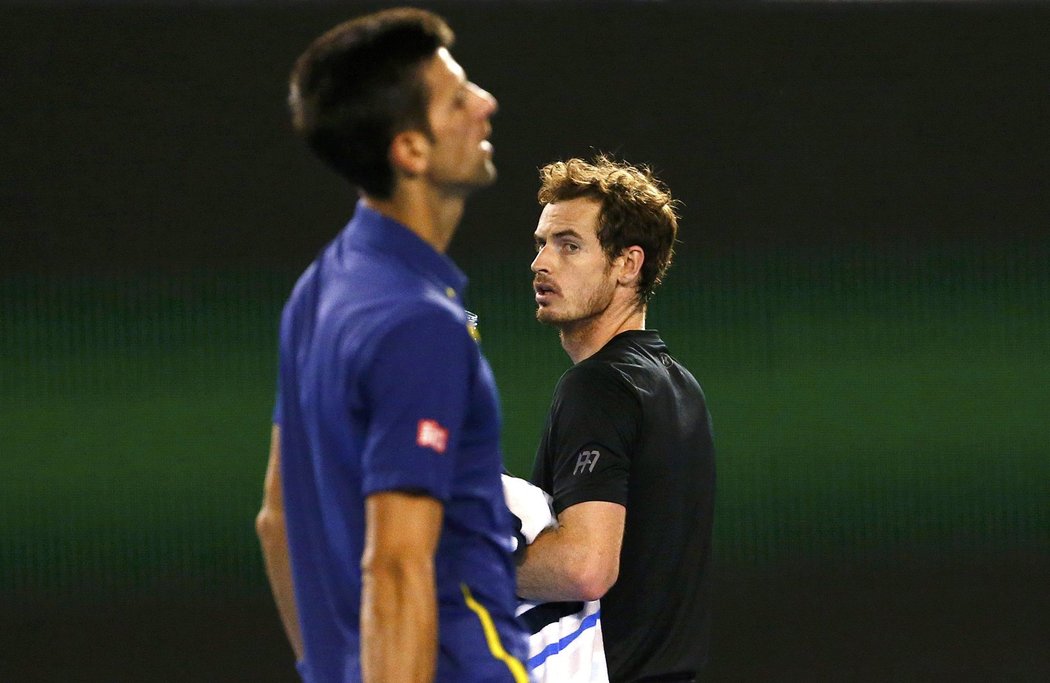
[{"left": 2, "top": 1, "right": 1048, "bottom": 680}]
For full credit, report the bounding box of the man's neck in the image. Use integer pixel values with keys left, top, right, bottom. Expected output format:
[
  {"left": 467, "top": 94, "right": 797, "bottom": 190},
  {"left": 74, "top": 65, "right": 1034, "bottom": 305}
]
[
  {"left": 362, "top": 185, "right": 466, "bottom": 254},
  {"left": 560, "top": 302, "right": 646, "bottom": 364}
]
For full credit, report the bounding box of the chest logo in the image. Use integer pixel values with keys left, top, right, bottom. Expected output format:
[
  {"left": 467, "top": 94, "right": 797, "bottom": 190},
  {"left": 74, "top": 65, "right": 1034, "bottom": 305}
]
[{"left": 573, "top": 449, "right": 601, "bottom": 475}]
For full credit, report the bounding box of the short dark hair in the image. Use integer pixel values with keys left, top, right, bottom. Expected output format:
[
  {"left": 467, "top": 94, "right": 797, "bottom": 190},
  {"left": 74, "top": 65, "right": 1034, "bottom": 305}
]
[
  {"left": 538, "top": 155, "right": 680, "bottom": 304},
  {"left": 289, "top": 8, "right": 455, "bottom": 199}
]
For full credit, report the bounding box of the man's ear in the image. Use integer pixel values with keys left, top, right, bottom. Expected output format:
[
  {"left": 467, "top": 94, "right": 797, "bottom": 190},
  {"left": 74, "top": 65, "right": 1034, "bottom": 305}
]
[
  {"left": 389, "top": 130, "right": 430, "bottom": 177},
  {"left": 617, "top": 246, "right": 645, "bottom": 286}
]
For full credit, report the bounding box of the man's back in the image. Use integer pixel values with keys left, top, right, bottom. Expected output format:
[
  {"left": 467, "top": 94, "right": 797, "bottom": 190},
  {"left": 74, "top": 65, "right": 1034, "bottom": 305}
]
[
  {"left": 532, "top": 330, "right": 715, "bottom": 681},
  {"left": 277, "top": 204, "right": 527, "bottom": 682}
]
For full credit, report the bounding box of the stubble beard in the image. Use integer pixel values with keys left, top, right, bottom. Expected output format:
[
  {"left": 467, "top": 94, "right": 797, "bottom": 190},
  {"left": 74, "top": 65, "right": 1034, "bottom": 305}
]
[
  {"left": 535, "top": 277, "right": 617, "bottom": 334},
  {"left": 444, "top": 156, "right": 497, "bottom": 197}
]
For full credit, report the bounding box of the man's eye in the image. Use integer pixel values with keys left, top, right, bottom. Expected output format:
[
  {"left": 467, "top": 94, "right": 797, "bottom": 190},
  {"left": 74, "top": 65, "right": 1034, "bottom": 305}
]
[{"left": 563, "top": 243, "right": 579, "bottom": 253}]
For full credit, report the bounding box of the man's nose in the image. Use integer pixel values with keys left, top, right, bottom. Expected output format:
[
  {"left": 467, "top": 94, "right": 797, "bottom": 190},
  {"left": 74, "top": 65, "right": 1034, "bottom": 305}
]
[
  {"left": 531, "top": 248, "right": 547, "bottom": 273},
  {"left": 470, "top": 83, "right": 498, "bottom": 116}
]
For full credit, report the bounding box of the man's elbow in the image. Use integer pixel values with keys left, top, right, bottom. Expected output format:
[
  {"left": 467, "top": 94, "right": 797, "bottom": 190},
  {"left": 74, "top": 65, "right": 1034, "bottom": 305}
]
[
  {"left": 571, "top": 560, "right": 619, "bottom": 601},
  {"left": 255, "top": 505, "right": 284, "bottom": 546}
]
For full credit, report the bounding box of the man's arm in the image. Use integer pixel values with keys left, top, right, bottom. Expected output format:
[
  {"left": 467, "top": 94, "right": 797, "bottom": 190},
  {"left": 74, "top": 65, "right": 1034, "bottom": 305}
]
[
  {"left": 360, "top": 490, "right": 443, "bottom": 683},
  {"left": 515, "top": 500, "right": 625, "bottom": 603},
  {"left": 255, "top": 424, "right": 305, "bottom": 660}
]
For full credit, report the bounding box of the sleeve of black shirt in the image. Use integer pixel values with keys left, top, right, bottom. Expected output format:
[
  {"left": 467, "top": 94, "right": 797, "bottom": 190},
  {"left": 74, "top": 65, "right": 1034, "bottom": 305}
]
[{"left": 543, "top": 361, "right": 640, "bottom": 516}]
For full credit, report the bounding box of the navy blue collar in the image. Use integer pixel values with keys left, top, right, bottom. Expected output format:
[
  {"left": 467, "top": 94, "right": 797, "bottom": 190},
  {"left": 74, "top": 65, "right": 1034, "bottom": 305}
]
[{"left": 337, "top": 200, "right": 468, "bottom": 298}]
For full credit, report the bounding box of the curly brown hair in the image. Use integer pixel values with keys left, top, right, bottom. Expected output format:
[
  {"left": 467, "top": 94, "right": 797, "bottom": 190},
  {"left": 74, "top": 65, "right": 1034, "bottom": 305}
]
[{"left": 537, "top": 155, "right": 679, "bottom": 304}]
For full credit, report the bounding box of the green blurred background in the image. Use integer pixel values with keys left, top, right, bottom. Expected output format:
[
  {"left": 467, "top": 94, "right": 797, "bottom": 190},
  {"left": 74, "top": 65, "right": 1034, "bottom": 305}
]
[{"left": 2, "top": 1, "right": 1048, "bottom": 680}]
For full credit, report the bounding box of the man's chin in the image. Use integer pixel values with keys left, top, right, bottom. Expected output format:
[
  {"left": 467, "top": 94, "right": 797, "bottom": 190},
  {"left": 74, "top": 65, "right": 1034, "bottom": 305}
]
[
  {"left": 478, "top": 160, "right": 497, "bottom": 186},
  {"left": 469, "top": 156, "right": 497, "bottom": 187},
  {"left": 448, "top": 165, "right": 497, "bottom": 196},
  {"left": 535, "top": 307, "right": 561, "bottom": 327}
]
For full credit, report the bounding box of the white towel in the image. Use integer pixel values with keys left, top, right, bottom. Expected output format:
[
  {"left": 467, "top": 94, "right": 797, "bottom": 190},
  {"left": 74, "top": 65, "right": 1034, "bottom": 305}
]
[
  {"left": 501, "top": 473, "right": 555, "bottom": 548},
  {"left": 501, "top": 474, "right": 609, "bottom": 683}
]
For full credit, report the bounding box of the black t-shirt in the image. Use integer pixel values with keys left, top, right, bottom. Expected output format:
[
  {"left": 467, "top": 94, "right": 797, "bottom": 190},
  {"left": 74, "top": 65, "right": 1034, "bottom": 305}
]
[{"left": 531, "top": 330, "right": 716, "bottom": 683}]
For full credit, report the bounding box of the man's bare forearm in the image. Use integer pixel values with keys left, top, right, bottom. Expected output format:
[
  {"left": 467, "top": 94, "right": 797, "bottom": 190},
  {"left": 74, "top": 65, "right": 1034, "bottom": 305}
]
[
  {"left": 516, "top": 525, "right": 594, "bottom": 602},
  {"left": 256, "top": 425, "right": 305, "bottom": 660},
  {"left": 361, "top": 491, "right": 443, "bottom": 682},
  {"left": 516, "top": 500, "right": 625, "bottom": 603},
  {"left": 257, "top": 508, "right": 304, "bottom": 659},
  {"left": 361, "top": 558, "right": 437, "bottom": 682}
]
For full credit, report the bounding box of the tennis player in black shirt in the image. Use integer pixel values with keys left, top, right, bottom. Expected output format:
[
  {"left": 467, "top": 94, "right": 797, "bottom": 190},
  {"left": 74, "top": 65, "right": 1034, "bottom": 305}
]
[{"left": 517, "top": 156, "right": 716, "bottom": 683}]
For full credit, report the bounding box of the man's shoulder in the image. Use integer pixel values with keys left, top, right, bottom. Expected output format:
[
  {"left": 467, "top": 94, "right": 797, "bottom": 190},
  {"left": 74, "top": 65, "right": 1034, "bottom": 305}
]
[
  {"left": 554, "top": 357, "right": 637, "bottom": 406},
  {"left": 304, "top": 243, "right": 459, "bottom": 311},
  {"left": 563, "top": 336, "right": 658, "bottom": 384},
  {"left": 557, "top": 333, "right": 698, "bottom": 403},
  {"left": 282, "top": 256, "right": 469, "bottom": 360},
  {"left": 342, "top": 293, "right": 469, "bottom": 351},
  {"left": 558, "top": 355, "right": 621, "bottom": 384},
  {"left": 328, "top": 242, "right": 427, "bottom": 298}
]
